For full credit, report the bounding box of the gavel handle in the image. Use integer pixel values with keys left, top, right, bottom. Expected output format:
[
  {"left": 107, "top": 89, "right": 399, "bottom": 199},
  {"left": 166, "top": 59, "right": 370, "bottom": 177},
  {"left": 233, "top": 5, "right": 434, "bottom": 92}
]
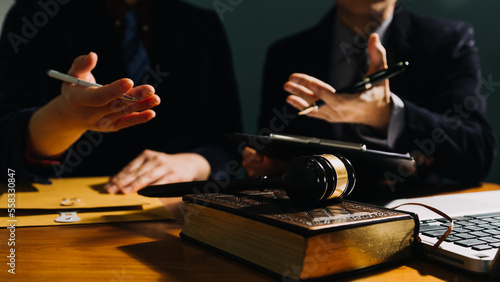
[{"left": 138, "top": 176, "right": 284, "bottom": 198}]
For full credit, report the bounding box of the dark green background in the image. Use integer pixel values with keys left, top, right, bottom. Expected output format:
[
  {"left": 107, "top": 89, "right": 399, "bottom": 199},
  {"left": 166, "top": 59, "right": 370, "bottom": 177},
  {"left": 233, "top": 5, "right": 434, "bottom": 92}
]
[{"left": 184, "top": 0, "right": 500, "bottom": 184}]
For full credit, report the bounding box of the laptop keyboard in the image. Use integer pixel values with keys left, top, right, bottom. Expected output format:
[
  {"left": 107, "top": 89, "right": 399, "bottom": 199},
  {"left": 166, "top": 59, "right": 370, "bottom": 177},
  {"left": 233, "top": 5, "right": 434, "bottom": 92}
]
[{"left": 420, "top": 212, "right": 500, "bottom": 251}]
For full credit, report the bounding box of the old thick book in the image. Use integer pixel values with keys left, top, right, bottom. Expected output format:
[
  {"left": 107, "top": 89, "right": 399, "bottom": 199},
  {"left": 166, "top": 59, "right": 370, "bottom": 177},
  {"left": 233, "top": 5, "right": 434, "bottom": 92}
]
[{"left": 181, "top": 189, "right": 418, "bottom": 280}]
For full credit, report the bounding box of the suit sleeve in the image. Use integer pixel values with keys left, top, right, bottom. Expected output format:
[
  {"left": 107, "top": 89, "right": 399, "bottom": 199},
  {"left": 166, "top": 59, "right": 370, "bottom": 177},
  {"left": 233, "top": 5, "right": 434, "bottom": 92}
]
[
  {"left": 393, "top": 23, "right": 496, "bottom": 185},
  {"left": 0, "top": 1, "right": 62, "bottom": 184}
]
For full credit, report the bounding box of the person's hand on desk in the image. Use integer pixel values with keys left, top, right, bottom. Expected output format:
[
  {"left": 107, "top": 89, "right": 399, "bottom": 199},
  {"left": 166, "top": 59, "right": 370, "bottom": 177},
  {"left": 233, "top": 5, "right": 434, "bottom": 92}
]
[
  {"left": 285, "top": 33, "right": 393, "bottom": 134},
  {"left": 241, "top": 147, "right": 288, "bottom": 179},
  {"left": 27, "top": 52, "right": 161, "bottom": 159},
  {"left": 104, "top": 150, "right": 211, "bottom": 194}
]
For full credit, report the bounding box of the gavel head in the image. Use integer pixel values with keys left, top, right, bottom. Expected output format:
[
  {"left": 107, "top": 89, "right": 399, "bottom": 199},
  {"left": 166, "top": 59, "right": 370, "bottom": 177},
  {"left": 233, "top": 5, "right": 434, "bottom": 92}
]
[{"left": 282, "top": 154, "right": 356, "bottom": 205}]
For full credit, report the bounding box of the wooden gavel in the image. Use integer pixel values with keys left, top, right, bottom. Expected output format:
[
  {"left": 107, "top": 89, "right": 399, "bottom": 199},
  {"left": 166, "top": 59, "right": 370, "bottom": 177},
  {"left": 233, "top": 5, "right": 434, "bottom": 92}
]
[{"left": 138, "top": 154, "right": 356, "bottom": 206}]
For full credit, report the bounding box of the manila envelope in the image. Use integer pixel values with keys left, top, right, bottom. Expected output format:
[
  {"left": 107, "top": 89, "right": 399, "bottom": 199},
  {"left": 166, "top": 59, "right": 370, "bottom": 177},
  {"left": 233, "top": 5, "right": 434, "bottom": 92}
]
[{"left": 0, "top": 176, "right": 174, "bottom": 227}]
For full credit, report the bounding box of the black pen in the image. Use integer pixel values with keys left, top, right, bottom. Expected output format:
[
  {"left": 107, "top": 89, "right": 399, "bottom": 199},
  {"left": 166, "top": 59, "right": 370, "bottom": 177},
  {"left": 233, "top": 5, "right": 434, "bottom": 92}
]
[{"left": 298, "top": 61, "right": 409, "bottom": 115}]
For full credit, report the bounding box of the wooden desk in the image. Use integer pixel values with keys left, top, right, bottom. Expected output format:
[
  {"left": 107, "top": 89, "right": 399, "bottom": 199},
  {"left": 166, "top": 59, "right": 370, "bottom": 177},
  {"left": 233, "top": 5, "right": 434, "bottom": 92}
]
[{"left": 2, "top": 183, "right": 500, "bottom": 281}]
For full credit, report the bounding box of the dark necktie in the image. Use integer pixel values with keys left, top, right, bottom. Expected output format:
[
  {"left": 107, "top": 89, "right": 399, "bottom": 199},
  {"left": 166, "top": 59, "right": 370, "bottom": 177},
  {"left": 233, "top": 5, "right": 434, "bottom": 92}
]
[
  {"left": 332, "top": 38, "right": 370, "bottom": 90},
  {"left": 121, "top": 9, "right": 150, "bottom": 84},
  {"left": 351, "top": 40, "right": 370, "bottom": 81},
  {"left": 357, "top": 47, "right": 370, "bottom": 79},
  {"left": 329, "top": 37, "right": 370, "bottom": 140}
]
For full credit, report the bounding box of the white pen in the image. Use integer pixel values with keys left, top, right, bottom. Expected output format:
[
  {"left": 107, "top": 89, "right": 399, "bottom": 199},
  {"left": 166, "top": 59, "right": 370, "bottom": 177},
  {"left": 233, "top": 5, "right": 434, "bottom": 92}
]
[{"left": 47, "top": 69, "right": 137, "bottom": 102}]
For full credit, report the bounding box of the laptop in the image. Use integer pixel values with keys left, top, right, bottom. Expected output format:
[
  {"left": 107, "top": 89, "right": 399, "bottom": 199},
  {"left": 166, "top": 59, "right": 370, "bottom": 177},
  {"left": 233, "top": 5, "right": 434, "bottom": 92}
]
[{"left": 384, "top": 190, "right": 500, "bottom": 277}]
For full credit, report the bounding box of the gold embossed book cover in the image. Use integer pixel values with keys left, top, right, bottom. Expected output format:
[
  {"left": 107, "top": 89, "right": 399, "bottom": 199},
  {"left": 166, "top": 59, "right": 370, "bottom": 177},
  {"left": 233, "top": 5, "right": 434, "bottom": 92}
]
[{"left": 180, "top": 189, "right": 418, "bottom": 280}]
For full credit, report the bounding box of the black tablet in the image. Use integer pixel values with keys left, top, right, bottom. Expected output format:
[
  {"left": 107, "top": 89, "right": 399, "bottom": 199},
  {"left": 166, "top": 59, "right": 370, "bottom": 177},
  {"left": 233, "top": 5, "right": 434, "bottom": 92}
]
[{"left": 227, "top": 133, "right": 417, "bottom": 195}]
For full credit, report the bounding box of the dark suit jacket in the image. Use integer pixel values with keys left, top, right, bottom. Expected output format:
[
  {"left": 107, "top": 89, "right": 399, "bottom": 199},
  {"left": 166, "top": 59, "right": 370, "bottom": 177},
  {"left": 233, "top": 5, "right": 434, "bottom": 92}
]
[
  {"left": 0, "top": 0, "right": 242, "bottom": 183},
  {"left": 259, "top": 4, "right": 496, "bottom": 194}
]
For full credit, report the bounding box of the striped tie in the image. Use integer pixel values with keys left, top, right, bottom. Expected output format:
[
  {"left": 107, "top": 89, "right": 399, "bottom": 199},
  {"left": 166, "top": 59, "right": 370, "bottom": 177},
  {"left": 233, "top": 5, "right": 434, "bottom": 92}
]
[{"left": 121, "top": 10, "right": 150, "bottom": 84}]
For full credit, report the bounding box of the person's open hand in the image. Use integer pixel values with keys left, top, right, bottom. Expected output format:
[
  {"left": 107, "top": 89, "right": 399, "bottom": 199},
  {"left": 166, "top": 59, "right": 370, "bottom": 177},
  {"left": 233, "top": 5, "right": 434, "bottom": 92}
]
[
  {"left": 60, "top": 52, "right": 160, "bottom": 132},
  {"left": 284, "top": 33, "right": 393, "bottom": 133},
  {"left": 28, "top": 52, "right": 161, "bottom": 158}
]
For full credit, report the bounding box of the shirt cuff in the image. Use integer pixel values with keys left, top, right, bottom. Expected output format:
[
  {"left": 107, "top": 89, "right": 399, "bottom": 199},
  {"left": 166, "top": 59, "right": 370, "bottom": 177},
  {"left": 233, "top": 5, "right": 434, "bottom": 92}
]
[
  {"left": 25, "top": 135, "right": 62, "bottom": 166},
  {"left": 192, "top": 143, "right": 231, "bottom": 179},
  {"left": 356, "top": 93, "right": 405, "bottom": 149}
]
